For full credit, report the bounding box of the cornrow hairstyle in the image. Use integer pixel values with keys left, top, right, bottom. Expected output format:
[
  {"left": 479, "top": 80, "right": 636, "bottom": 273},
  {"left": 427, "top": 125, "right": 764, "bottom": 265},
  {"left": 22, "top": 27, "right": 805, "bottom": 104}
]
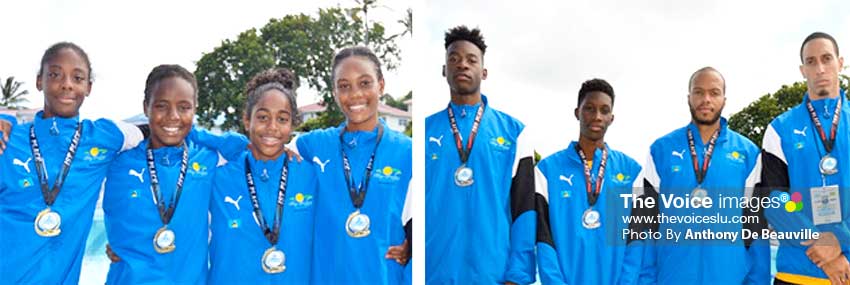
[
  {"left": 143, "top": 64, "right": 198, "bottom": 106},
  {"left": 332, "top": 46, "right": 384, "bottom": 81}
]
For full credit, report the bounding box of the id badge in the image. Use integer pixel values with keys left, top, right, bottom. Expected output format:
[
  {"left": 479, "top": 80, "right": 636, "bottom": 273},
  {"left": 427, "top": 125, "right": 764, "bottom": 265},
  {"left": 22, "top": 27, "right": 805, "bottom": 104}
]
[{"left": 811, "top": 185, "right": 842, "bottom": 225}]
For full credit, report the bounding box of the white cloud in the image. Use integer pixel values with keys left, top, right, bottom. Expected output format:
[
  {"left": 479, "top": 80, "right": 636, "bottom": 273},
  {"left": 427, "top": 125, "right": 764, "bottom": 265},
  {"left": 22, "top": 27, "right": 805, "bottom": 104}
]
[
  {"left": 0, "top": 0, "right": 412, "bottom": 122},
  {"left": 416, "top": 0, "right": 849, "bottom": 161}
]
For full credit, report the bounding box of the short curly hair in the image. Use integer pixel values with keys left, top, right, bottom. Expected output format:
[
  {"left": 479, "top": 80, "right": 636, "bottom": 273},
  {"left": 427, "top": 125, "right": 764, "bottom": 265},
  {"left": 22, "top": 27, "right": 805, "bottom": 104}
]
[
  {"left": 577, "top": 79, "right": 615, "bottom": 108},
  {"left": 444, "top": 25, "right": 487, "bottom": 55},
  {"left": 243, "top": 68, "right": 301, "bottom": 126}
]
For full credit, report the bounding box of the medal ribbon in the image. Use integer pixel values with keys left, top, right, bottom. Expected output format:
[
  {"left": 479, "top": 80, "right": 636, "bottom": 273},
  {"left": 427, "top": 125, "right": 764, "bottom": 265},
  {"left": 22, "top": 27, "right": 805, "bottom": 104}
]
[
  {"left": 687, "top": 128, "right": 720, "bottom": 185},
  {"left": 447, "top": 104, "right": 485, "bottom": 164},
  {"left": 146, "top": 144, "right": 189, "bottom": 225},
  {"left": 29, "top": 123, "right": 82, "bottom": 207},
  {"left": 339, "top": 124, "right": 384, "bottom": 209},
  {"left": 245, "top": 156, "right": 289, "bottom": 246},
  {"left": 576, "top": 145, "right": 608, "bottom": 206},
  {"left": 805, "top": 97, "right": 842, "bottom": 153}
]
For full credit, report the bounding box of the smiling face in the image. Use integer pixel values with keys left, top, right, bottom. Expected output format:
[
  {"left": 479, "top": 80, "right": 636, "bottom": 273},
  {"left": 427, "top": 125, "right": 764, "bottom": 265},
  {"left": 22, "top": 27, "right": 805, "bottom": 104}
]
[
  {"left": 575, "top": 91, "right": 614, "bottom": 142},
  {"left": 144, "top": 77, "right": 196, "bottom": 148},
  {"left": 688, "top": 70, "right": 725, "bottom": 126},
  {"left": 800, "top": 38, "right": 844, "bottom": 99},
  {"left": 333, "top": 56, "right": 384, "bottom": 131},
  {"left": 243, "top": 89, "right": 293, "bottom": 161},
  {"left": 36, "top": 48, "right": 92, "bottom": 118}
]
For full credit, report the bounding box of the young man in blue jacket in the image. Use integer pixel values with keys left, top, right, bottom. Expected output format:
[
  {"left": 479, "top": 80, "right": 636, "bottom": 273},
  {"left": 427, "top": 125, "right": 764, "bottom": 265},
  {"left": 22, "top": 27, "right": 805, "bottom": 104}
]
[
  {"left": 425, "top": 26, "right": 536, "bottom": 285},
  {"left": 761, "top": 32, "right": 850, "bottom": 285},
  {"left": 534, "top": 79, "right": 644, "bottom": 284},
  {"left": 636, "top": 67, "right": 770, "bottom": 284}
]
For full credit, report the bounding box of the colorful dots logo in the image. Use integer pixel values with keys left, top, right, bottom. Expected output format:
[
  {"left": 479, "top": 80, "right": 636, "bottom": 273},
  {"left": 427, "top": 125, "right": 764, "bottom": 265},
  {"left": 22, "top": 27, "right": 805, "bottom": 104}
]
[{"left": 784, "top": 192, "right": 803, "bottom": 212}]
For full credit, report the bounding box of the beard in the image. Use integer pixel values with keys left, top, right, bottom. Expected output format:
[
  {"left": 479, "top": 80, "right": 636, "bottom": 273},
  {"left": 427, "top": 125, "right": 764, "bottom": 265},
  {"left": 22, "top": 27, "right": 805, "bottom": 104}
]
[
  {"left": 689, "top": 104, "right": 722, "bottom": 126},
  {"left": 817, "top": 88, "right": 830, "bottom": 97}
]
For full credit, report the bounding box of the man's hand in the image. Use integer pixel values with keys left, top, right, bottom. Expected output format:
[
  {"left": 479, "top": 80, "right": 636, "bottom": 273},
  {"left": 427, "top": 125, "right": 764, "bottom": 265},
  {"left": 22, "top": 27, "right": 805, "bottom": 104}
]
[
  {"left": 385, "top": 239, "right": 410, "bottom": 265},
  {"left": 105, "top": 244, "right": 121, "bottom": 263},
  {"left": 821, "top": 254, "right": 850, "bottom": 285},
  {"left": 802, "top": 232, "right": 842, "bottom": 267}
]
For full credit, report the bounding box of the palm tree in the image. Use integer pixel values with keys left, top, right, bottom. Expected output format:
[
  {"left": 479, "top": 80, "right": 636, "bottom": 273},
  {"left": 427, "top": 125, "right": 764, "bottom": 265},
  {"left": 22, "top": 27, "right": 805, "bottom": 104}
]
[{"left": 0, "top": 76, "right": 29, "bottom": 109}]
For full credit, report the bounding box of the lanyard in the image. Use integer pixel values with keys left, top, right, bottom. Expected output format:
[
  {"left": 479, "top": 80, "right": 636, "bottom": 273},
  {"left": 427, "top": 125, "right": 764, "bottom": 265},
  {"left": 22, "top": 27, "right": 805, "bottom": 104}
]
[
  {"left": 146, "top": 144, "right": 189, "bottom": 225},
  {"left": 576, "top": 145, "right": 608, "bottom": 206},
  {"left": 339, "top": 124, "right": 384, "bottom": 209},
  {"left": 805, "top": 97, "right": 842, "bottom": 153},
  {"left": 447, "top": 104, "right": 484, "bottom": 163},
  {"left": 686, "top": 128, "right": 720, "bottom": 185},
  {"left": 245, "top": 156, "right": 288, "bottom": 245},
  {"left": 29, "top": 123, "right": 82, "bottom": 207}
]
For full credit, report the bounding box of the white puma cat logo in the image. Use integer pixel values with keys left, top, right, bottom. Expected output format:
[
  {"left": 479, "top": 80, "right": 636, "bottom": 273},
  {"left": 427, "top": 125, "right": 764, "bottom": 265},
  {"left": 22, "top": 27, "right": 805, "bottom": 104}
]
[
  {"left": 672, "top": 149, "right": 685, "bottom": 160},
  {"left": 128, "top": 168, "right": 145, "bottom": 183},
  {"left": 793, "top": 127, "right": 807, "bottom": 137},
  {"left": 224, "top": 195, "right": 242, "bottom": 211},
  {"left": 559, "top": 174, "right": 574, "bottom": 186},
  {"left": 429, "top": 135, "right": 444, "bottom": 147},
  {"left": 313, "top": 156, "right": 330, "bottom": 173},
  {"left": 13, "top": 158, "right": 31, "bottom": 173}
]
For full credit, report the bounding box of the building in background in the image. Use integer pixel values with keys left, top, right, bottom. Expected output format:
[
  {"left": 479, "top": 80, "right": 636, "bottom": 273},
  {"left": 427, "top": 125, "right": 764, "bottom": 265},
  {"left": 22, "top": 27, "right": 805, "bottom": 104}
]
[
  {"left": 0, "top": 107, "right": 40, "bottom": 124},
  {"left": 299, "top": 102, "right": 411, "bottom": 133}
]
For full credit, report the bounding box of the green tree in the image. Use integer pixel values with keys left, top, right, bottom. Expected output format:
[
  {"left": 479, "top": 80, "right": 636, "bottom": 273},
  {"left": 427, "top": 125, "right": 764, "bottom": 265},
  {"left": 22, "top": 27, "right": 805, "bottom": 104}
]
[
  {"left": 381, "top": 91, "right": 411, "bottom": 111},
  {"left": 729, "top": 73, "right": 850, "bottom": 147},
  {"left": 194, "top": 7, "right": 402, "bottom": 133},
  {"left": 0, "top": 76, "right": 30, "bottom": 109},
  {"left": 298, "top": 110, "right": 342, "bottom": 133}
]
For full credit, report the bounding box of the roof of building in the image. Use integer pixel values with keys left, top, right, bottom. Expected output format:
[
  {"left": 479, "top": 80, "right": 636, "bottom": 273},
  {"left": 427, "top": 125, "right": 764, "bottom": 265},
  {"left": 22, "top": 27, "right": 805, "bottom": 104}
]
[
  {"left": 299, "top": 102, "right": 410, "bottom": 118},
  {"left": 0, "top": 107, "right": 41, "bottom": 116}
]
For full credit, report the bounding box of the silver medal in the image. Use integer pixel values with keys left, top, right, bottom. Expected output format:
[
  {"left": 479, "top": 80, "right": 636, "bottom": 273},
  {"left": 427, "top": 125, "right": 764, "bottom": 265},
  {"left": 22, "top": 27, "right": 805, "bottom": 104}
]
[
  {"left": 820, "top": 155, "right": 838, "bottom": 175},
  {"left": 34, "top": 208, "right": 62, "bottom": 237},
  {"left": 153, "top": 226, "right": 176, "bottom": 254},
  {"left": 262, "top": 247, "right": 286, "bottom": 273},
  {"left": 582, "top": 208, "right": 601, "bottom": 229},
  {"left": 346, "top": 210, "right": 371, "bottom": 238},
  {"left": 691, "top": 187, "right": 709, "bottom": 207},
  {"left": 454, "top": 165, "right": 474, "bottom": 187}
]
